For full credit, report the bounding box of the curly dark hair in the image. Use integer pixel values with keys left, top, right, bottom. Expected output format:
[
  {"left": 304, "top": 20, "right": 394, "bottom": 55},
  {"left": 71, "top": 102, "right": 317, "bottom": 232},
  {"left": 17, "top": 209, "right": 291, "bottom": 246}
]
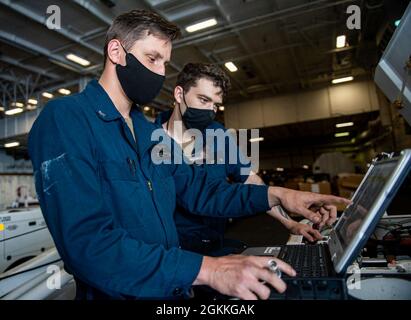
[
  {"left": 176, "top": 63, "right": 231, "bottom": 99},
  {"left": 104, "top": 9, "right": 180, "bottom": 64}
]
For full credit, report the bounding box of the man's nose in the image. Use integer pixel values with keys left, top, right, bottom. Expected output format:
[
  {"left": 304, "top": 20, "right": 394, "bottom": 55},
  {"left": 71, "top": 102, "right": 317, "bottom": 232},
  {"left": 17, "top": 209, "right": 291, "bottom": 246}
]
[{"left": 155, "top": 65, "right": 166, "bottom": 76}]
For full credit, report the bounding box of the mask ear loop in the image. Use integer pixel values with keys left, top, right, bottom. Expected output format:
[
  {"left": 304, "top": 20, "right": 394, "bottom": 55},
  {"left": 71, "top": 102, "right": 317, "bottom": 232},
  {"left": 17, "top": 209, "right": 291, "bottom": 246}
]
[
  {"left": 178, "top": 90, "right": 189, "bottom": 118},
  {"left": 119, "top": 41, "right": 128, "bottom": 54},
  {"left": 166, "top": 90, "right": 185, "bottom": 132}
]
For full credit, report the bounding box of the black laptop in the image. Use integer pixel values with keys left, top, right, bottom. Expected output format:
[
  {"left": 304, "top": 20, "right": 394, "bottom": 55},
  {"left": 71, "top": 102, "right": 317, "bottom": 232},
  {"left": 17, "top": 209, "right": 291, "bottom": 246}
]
[{"left": 242, "top": 150, "right": 411, "bottom": 299}]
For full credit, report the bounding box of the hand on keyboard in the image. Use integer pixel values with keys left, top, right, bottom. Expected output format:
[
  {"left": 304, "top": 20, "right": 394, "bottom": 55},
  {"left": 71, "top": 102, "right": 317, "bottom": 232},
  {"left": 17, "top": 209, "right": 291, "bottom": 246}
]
[{"left": 288, "top": 221, "right": 323, "bottom": 242}]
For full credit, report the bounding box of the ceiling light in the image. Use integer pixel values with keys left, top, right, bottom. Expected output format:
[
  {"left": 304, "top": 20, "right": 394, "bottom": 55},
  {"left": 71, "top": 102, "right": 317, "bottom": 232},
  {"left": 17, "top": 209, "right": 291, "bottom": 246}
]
[
  {"left": 335, "top": 132, "right": 350, "bottom": 138},
  {"left": 276, "top": 167, "right": 284, "bottom": 172},
  {"left": 332, "top": 76, "right": 354, "bottom": 84},
  {"left": 249, "top": 137, "right": 264, "bottom": 143},
  {"left": 26, "top": 104, "right": 37, "bottom": 110},
  {"left": 11, "top": 102, "right": 24, "bottom": 108},
  {"left": 143, "top": 106, "right": 150, "bottom": 112},
  {"left": 336, "top": 122, "right": 354, "bottom": 128},
  {"left": 5, "top": 141, "right": 20, "bottom": 148},
  {"left": 5, "top": 108, "right": 23, "bottom": 115},
  {"left": 224, "top": 61, "right": 238, "bottom": 72},
  {"left": 42, "top": 92, "right": 54, "bottom": 99},
  {"left": 218, "top": 106, "right": 225, "bottom": 111},
  {"left": 58, "top": 88, "right": 71, "bottom": 95},
  {"left": 0, "top": 106, "right": 4, "bottom": 112},
  {"left": 303, "top": 165, "right": 309, "bottom": 169},
  {"left": 28, "top": 98, "right": 38, "bottom": 105},
  {"left": 336, "top": 35, "right": 346, "bottom": 48},
  {"left": 65, "top": 53, "right": 91, "bottom": 67},
  {"left": 186, "top": 18, "right": 217, "bottom": 33}
]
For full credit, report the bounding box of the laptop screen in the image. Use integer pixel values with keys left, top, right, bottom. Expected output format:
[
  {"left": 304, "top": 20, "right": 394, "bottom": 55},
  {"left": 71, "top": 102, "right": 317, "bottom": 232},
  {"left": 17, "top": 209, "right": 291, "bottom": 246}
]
[{"left": 334, "top": 160, "right": 397, "bottom": 250}]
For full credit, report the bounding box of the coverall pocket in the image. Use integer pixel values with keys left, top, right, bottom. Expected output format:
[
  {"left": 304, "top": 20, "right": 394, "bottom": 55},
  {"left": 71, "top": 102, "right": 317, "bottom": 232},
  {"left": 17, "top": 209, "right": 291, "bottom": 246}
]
[{"left": 98, "top": 160, "right": 149, "bottom": 230}]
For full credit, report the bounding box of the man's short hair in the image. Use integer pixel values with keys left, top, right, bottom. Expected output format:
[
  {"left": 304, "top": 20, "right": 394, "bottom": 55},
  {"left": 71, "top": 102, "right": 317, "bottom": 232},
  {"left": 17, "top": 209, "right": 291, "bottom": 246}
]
[
  {"left": 104, "top": 9, "right": 180, "bottom": 64},
  {"left": 176, "top": 63, "right": 231, "bottom": 99}
]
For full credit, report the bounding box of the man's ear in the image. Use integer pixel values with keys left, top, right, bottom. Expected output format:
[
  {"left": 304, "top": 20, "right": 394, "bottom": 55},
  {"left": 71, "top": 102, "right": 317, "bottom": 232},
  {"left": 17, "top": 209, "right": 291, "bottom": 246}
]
[
  {"left": 174, "top": 86, "right": 184, "bottom": 104},
  {"left": 107, "top": 39, "right": 123, "bottom": 65}
]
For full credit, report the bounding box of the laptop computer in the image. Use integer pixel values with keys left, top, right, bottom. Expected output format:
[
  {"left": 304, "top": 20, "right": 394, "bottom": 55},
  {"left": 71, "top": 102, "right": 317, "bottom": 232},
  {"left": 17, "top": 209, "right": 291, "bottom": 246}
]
[{"left": 242, "top": 149, "right": 411, "bottom": 298}]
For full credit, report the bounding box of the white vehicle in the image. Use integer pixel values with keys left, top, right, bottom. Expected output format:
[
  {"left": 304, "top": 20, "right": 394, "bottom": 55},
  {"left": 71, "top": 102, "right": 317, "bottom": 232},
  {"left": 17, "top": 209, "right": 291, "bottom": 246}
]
[{"left": 0, "top": 206, "right": 55, "bottom": 273}]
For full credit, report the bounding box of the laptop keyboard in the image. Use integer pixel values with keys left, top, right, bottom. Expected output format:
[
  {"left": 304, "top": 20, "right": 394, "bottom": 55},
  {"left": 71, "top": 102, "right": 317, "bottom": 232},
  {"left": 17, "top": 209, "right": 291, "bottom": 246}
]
[{"left": 279, "top": 244, "right": 330, "bottom": 278}]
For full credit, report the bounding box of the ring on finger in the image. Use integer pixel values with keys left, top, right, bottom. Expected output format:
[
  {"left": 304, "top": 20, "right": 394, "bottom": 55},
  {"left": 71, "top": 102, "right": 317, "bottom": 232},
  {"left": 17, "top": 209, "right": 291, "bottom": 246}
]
[{"left": 266, "top": 259, "right": 282, "bottom": 279}]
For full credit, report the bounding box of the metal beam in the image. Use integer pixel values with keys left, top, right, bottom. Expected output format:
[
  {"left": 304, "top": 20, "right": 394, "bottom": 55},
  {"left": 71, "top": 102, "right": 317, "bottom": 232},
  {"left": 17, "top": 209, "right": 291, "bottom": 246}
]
[
  {"left": 173, "top": 0, "right": 359, "bottom": 49},
  {"left": 0, "top": 0, "right": 103, "bottom": 55},
  {"left": 166, "top": 43, "right": 303, "bottom": 79},
  {"left": 72, "top": 0, "right": 115, "bottom": 25},
  {"left": 0, "top": 30, "right": 84, "bottom": 74},
  {"left": 212, "top": 0, "right": 277, "bottom": 95},
  {"left": 0, "top": 55, "right": 61, "bottom": 80}
]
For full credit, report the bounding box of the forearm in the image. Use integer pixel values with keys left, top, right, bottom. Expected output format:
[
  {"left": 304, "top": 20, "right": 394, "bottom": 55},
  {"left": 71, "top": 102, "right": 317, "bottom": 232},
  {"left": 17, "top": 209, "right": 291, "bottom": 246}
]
[
  {"left": 174, "top": 163, "right": 271, "bottom": 217},
  {"left": 245, "top": 173, "right": 294, "bottom": 226}
]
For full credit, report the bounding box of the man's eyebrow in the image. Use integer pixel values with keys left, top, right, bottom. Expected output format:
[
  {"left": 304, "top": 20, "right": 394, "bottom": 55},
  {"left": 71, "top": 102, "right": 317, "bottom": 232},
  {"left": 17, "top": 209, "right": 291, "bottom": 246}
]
[
  {"left": 198, "top": 94, "right": 223, "bottom": 105},
  {"left": 146, "top": 50, "right": 164, "bottom": 59},
  {"left": 198, "top": 94, "right": 212, "bottom": 101}
]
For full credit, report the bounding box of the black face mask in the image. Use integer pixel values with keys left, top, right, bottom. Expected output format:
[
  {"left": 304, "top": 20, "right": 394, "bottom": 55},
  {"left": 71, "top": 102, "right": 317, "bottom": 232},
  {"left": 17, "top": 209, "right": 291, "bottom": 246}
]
[
  {"left": 180, "top": 92, "right": 216, "bottom": 132},
  {"left": 116, "top": 44, "right": 165, "bottom": 105}
]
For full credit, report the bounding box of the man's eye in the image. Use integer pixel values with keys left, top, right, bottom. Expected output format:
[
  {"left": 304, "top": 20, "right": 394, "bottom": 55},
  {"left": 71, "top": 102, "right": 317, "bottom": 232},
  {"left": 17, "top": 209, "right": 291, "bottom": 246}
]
[
  {"left": 148, "top": 56, "right": 155, "bottom": 63},
  {"left": 200, "top": 98, "right": 207, "bottom": 103}
]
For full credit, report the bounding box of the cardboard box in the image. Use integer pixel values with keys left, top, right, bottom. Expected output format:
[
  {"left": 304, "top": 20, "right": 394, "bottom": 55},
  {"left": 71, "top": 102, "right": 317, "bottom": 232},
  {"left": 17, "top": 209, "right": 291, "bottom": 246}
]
[
  {"left": 337, "top": 173, "right": 365, "bottom": 198},
  {"left": 337, "top": 173, "right": 364, "bottom": 189},
  {"left": 298, "top": 181, "right": 332, "bottom": 195}
]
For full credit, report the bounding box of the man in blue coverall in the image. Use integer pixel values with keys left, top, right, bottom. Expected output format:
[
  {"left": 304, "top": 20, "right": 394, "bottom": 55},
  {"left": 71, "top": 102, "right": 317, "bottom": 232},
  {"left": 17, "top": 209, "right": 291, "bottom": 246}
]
[
  {"left": 28, "top": 10, "right": 350, "bottom": 300},
  {"left": 156, "top": 63, "right": 325, "bottom": 257}
]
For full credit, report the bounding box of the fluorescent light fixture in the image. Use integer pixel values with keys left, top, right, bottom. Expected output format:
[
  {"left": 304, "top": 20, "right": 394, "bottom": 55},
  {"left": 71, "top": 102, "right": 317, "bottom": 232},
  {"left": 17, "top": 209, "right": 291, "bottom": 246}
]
[
  {"left": 186, "top": 18, "right": 217, "bottom": 33},
  {"left": 336, "top": 121, "right": 354, "bottom": 128},
  {"left": 336, "top": 35, "right": 346, "bottom": 48},
  {"left": 218, "top": 106, "right": 225, "bottom": 111},
  {"left": 11, "top": 102, "right": 24, "bottom": 108},
  {"left": 42, "top": 92, "right": 54, "bottom": 99},
  {"left": 276, "top": 167, "right": 284, "bottom": 172},
  {"left": 332, "top": 76, "right": 353, "bottom": 84},
  {"left": 224, "top": 61, "right": 238, "bottom": 72},
  {"left": 394, "top": 19, "right": 401, "bottom": 27},
  {"left": 5, "top": 141, "right": 20, "bottom": 148},
  {"left": 303, "top": 165, "right": 309, "bottom": 169},
  {"left": 65, "top": 53, "right": 91, "bottom": 67},
  {"left": 249, "top": 137, "right": 264, "bottom": 143},
  {"left": 58, "top": 88, "right": 71, "bottom": 95},
  {"left": 5, "top": 107, "right": 23, "bottom": 115},
  {"left": 335, "top": 132, "right": 350, "bottom": 138},
  {"left": 28, "top": 98, "right": 38, "bottom": 105},
  {"left": 143, "top": 106, "right": 150, "bottom": 111},
  {"left": 26, "top": 104, "right": 37, "bottom": 110}
]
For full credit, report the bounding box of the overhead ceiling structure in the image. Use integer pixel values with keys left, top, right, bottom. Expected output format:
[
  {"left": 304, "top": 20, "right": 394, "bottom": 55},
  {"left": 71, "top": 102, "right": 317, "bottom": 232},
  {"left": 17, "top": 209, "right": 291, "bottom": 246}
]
[{"left": 0, "top": 0, "right": 408, "bottom": 158}]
